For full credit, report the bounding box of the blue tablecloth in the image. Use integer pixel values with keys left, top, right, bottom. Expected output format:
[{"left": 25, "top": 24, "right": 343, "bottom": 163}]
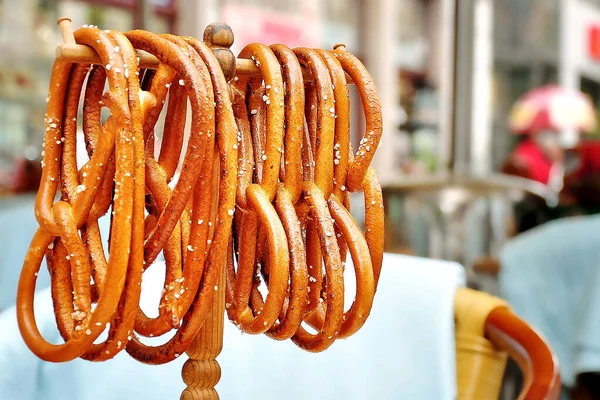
[
  {"left": 0, "top": 195, "right": 49, "bottom": 310},
  {"left": 0, "top": 253, "right": 465, "bottom": 400}
]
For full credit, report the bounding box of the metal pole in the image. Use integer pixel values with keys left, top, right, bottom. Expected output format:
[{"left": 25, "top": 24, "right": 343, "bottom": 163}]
[
  {"left": 358, "top": 0, "right": 397, "bottom": 185},
  {"left": 452, "top": 0, "right": 476, "bottom": 173},
  {"left": 470, "top": 0, "right": 494, "bottom": 175},
  {"left": 134, "top": 0, "right": 151, "bottom": 30},
  {"left": 438, "top": 0, "right": 459, "bottom": 173}
]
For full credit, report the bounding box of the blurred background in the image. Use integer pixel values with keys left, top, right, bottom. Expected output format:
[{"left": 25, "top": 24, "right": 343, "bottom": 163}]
[{"left": 4, "top": 0, "right": 600, "bottom": 398}]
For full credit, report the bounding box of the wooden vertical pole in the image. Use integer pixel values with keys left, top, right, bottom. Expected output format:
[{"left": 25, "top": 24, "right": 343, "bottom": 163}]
[
  {"left": 180, "top": 22, "right": 236, "bottom": 400},
  {"left": 180, "top": 263, "right": 226, "bottom": 400}
]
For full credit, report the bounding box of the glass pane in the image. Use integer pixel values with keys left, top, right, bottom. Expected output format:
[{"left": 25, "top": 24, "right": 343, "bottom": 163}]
[
  {"left": 508, "top": 66, "right": 533, "bottom": 107},
  {"left": 0, "top": 0, "right": 171, "bottom": 192}
]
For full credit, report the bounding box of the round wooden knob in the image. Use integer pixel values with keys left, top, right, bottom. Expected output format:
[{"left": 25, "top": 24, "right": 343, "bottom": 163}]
[
  {"left": 203, "top": 22, "right": 236, "bottom": 82},
  {"left": 203, "top": 22, "right": 234, "bottom": 48}
]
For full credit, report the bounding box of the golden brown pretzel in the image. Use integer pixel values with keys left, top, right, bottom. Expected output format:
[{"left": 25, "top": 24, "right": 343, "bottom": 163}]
[
  {"left": 47, "top": 30, "right": 154, "bottom": 362},
  {"left": 313, "top": 48, "right": 384, "bottom": 326},
  {"left": 225, "top": 44, "right": 383, "bottom": 352},
  {"left": 289, "top": 47, "right": 376, "bottom": 348},
  {"left": 327, "top": 48, "right": 384, "bottom": 290},
  {"left": 124, "top": 33, "right": 238, "bottom": 364},
  {"left": 311, "top": 48, "right": 379, "bottom": 338},
  {"left": 231, "top": 46, "right": 350, "bottom": 351},
  {"left": 17, "top": 27, "right": 241, "bottom": 365},
  {"left": 125, "top": 30, "right": 214, "bottom": 269},
  {"left": 131, "top": 33, "right": 215, "bottom": 340},
  {"left": 250, "top": 45, "right": 308, "bottom": 340},
  {"left": 79, "top": 31, "right": 148, "bottom": 360},
  {"left": 227, "top": 44, "right": 290, "bottom": 335},
  {"left": 17, "top": 23, "right": 385, "bottom": 367},
  {"left": 331, "top": 49, "right": 383, "bottom": 193},
  {"left": 292, "top": 48, "right": 336, "bottom": 319},
  {"left": 17, "top": 26, "right": 142, "bottom": 362}
]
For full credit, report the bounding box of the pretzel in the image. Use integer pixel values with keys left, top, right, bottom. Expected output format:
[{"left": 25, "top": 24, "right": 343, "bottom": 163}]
[
  {"left": 124, "top": 32, "right": 238, "bottom": 364},
  {"left": 280, "top": 48, "right": 342, "bottom": 351},
  {"left": 17, "top": 26, "right": 146, "bottom": 362},
  {"left": 17, "top": 21, "right": 384, "bottom": 369},
  {"left": 331, "top": 47, "right": 384, "bottom": 287},
  {"left": 252, "top": 45, "right": 308, "bottom": 340},
  {"left": 315, "top": 48, "right": 384, "bottom": 291},
  {"left": 292, "top": 47, "right": 376, "bottom": 348},
  {"left": 16, "top": 26, "right": 241, "bottom": 365},
  {"left": 130, "top": 32, "right": 215, "bottom": 341},
  {"left": 221, "top": 43, "right": 383, "bottom": 353},
  {"left": 331, "top": 49, "right": 383, "bottom": 193},
  {"left": 78, "top": 30, "right": 147, "bottom": 361},
  {"left": 226, "top": 44, "right": 290, "bottom": 335}
]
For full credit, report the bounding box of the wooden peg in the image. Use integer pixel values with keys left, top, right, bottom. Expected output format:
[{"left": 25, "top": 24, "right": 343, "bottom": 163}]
[
  {"left": 55, "top": 17, "right": 160, "bottom": 68},
  {"left": 203, "top": 22, "right": 236, "bottom": 82},
  {"left": 57, "top": 17, "right": 76, "bottom": 45}
]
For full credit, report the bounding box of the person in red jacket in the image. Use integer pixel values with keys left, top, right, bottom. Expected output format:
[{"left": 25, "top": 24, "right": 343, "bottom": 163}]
[
  {"left": 562, "top": 140, "right": 600, "bottom": 208},
  {"left": 501, "top": 130, "right": 567, "bottom": 233},
  {"left": 502, "top": 130, "right": 564, "bottom": 189}
]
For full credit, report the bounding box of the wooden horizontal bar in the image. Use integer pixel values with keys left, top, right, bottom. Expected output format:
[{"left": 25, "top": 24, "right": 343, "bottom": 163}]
[
  {"left": 54, "top": 43, "right": 354, "bottom": 84},
  {"left": 56, "top": 44, "right": 159, "bottom": 68}
]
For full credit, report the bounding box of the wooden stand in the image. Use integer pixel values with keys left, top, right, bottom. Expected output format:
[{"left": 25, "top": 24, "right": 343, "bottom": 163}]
[
  {"left": 53, "top": 17, "right": 353, "bottom": 400},
  {"left": 178, "top": 23, "right": 235, "bottom": 400}
]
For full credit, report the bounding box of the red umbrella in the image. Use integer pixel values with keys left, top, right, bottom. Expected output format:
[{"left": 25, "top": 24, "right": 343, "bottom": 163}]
[{"left": 509, "top": 85, "right": 597, "bottom": 134}]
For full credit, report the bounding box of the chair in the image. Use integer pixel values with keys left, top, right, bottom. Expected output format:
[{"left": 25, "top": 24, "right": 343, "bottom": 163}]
[{"left": 455, "top": 287, "right": 561, "bottom": 400}]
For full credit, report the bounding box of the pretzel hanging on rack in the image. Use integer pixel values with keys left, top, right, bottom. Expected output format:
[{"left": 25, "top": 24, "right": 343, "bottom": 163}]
[
  {"left": 261, "top": 44, "right": 308, "bottom": 340},
  {"left": 123, "top": 31, "right": 238, "bottom": 365},
  {"left": 73, "top": 30, "right": 147, "bottom": 361},
  {"left": 292, "top": 47, "right": 377, "bottom": 349},
  {"left": 128, "top": 32, "right": 218, "bottom": 358},
  {"left": 224, "top": 43, "right": 383, "bottom": 352},
  {"left": 17, "top": 26, "right": 151, "bottom": 363},
  {"left": 226, "top": 44, "right": 292, "bottom": 335},
  {"left": 332, "top": 46, "right": 385, "bottom": 285},
  {"left": 230, "top": 44, "right": 311, "bottom": 341},
  {"left": 15, "top": 24, "right": 240, "bottom": 365},
  {"left": 17, "top": 18, "right": 384, "bottom": 375}
]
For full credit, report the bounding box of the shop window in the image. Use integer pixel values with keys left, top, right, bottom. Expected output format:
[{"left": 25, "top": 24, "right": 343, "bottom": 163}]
[
  {"left": 225, "top": 0, "right": 301, "bottom": 14},
  {"left": 508, "top": 67, "right": 533, "bottom": 106},
  {"left": 494, "top": 0, "right": 559, "bottom": 52},
  {"left": 324, "top": 0, "right": 358, "bottom": 26},
  {"left": 542, "top": 64, "right": 558, "bottom": 85},
  {"left": 0, "top": 0, "right": 174, "bottom": 192},
  {"left": 580, "top": 75, "right": 600, "bottom": 137}
]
